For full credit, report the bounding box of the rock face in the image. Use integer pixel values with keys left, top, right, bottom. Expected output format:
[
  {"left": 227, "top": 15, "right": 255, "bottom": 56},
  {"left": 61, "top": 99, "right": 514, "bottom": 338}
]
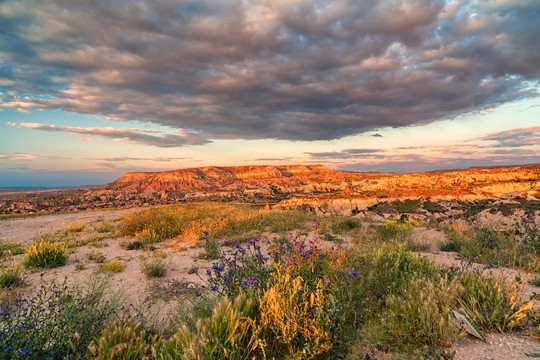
[
  {"left": 101, "top": 163, "right": 540, "bottom": 199},
  {"left": 1, "top": 163, "right": 539, "bottom": 215},
  {"left": 104, "top": 165, "right": 335, "bottom": 193}
]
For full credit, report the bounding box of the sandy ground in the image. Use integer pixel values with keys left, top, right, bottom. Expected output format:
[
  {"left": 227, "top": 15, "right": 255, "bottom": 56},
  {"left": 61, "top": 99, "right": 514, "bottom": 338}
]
[
  {"left": 0, "top": 208, "right": 141, "bottom": 246},
  {"left": 1, "top": 209, "right": 539, "bottom": 359}
]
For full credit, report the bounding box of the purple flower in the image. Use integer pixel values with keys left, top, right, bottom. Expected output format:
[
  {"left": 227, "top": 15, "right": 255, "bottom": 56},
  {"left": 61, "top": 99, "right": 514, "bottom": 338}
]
[{"left": 189, "top": 268, "right": 198, "bottom": 274}]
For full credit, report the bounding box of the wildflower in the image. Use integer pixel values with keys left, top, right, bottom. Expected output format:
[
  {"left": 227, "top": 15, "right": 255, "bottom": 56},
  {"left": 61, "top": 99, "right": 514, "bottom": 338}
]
[
  {"left": 210, "top": 285, "right": 219, "bottom": 291},
  {"left": 202, "top": 230, "right": 210, "bottom": 236},
  {"left": 194, "top": 291, "right": 201, "bottom": 297},
  {"left": 189, "top": 268, "right": 198, "bottom": 274}
]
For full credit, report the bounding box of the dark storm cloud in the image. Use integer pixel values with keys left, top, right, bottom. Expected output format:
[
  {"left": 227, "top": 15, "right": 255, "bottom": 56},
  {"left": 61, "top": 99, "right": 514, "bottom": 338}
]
[{"left": 1, "top": 0, "right": 539, "bottom": 142}]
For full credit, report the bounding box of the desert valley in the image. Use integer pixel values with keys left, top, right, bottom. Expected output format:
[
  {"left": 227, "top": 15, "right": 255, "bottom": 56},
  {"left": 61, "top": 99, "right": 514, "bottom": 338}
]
[
  {"left": 1, "top": 1, "right": 540, "bottom": 358},
  {"left": 0, "top": 164, "right": 539, "bottom": 360}
]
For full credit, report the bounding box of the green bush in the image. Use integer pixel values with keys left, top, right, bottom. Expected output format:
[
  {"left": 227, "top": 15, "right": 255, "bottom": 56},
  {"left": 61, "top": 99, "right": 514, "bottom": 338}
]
[
  {"left": 370, "top": 277, "right": 463, "bottom": 355},
  {"left": 126, "top": 240, "right": 146, "bottom": 250},
  {"left": 332, "top": 217, "right": 361, "bottom": 234},
  {"left": 86, "top": 250, "right": 106, "bottom": 263},
  {"left": 199, "top": 231, "right": 220, "bottom": 260},
  {"left": 0, "top": 276, "right": 118, "bottom": 359},
  {"left": 0, "top": 263, "right": 24, "bottom": 289},
  {"left": 438, "top": 226, "right": 464, "bottom": 252},
  {"left": 455, "top": 267, "right": 521, "bottom": 332},
  {"left": 354, "top": 245, "right": 440, "bottom": 310},
  {"left": 522, "top": 222, "right": 540, "bottom": 256},
  {"left": 377, "top": 220, "right": 418, "bottom": 242},
  {"left": 94, "top": 222, "right": 116, "bottom": 233},
  {"left": 141, "top": 254, "right": 167, "bottom": 278},
  {"left": 23, "top": 239, "right": 68, "bottom": 269},
  {"left": 0, "top": 240, "right": 24, "bottom": 259}
]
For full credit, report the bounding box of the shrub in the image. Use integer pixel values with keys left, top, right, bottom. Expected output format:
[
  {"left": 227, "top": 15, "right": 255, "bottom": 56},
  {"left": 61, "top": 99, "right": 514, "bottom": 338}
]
[
  {"left": 120, "top": 204, "right": 316, "bottom": 246},
  {"left": 23, "top": 239, "right": 68, "bottom": 269},
  {"left": 0, "top": 263, "right": 24, "bottom": 289},
  {"left": 455, "top": 265, "right": 522, "bottom": 332},
  {"left": 323, "top": 233, "right": 342, "bottom": 242},
  {"left": 94, "top": 222, "right": 115, "bottom": 233},
  {"left": 354, "top": 245, "right": 440, "bottom": 311},
  {"left": 190, "top": 236, "right": 272, "bottom": 300},
  {"left": 259, "top": 265, "right": 333, "bottom": 359},
  {"left": 529, "top": 276, "right": 540, "bottom": 287},
  {"left": 173, "top": 291, "right": 220, "bottom": 333},
  {"left": 332, "top": 218, "right": 361, "bottom": 234},
  {"left": 89, "top": 319, "right": 156, "bottom": 360},
  {"left": 65, "top": 221, "right": 85, "bottom": 232},
  {"left": 199, "top": 231, "right": 220, "bottom": 260},
  {"left": 0, "top": 240, "right": 24, "bottom": 259},
  {"left": 438, "top": 229, "right": 463, "bottom": 252},
  {"left": 522, "top": 222, "right": 540, "bottom": 257},
  {"left": 141, "top": 254, "right": 167, "bottom": 278},
  {"left": 102, "top": 260, "right": 124, "bottom": 273},
  {"left": 126, "top": 240, "right": 146, "bottom": 250},
  {"left": 86, "top": 250, "right": 107, "bottom": 263},
  {"left": 370, "top": 277, "right": 463, "bottom": 355},
  {"left": 0, "top": 276, "right": 118, "bottom": 359},
  {"left": 378, "top": 220, "right": 418, "bottom": 242},
  {"left": 442, "top": 224, "right": 539, "bottom": 269},
  {"left": 159, "top": 294, "right": 262, "bottom": 360},
  {"left": 528, "top": 307, "right": 540, "bottom": 340},
  {"left": 154, "top": 250, "right": 167, "bottom": 258}
]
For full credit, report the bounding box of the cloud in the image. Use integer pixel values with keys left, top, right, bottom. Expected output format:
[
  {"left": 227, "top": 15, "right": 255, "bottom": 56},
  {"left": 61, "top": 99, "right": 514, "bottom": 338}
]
[
  {"left": 89, "top": 156, "right": 191, "bottom": 162},
  {"left": 6, "top": 122, "right": 209, "bottom": 147},
  {"left": 0, "top": 0, "right": 539, "bottom": 141},
  {"left": 343, "top": 149, "right": 380, "bottom": 154},
  {"left": 306, "top": 148, "right": 383, "bottom": 159},
  {"left": 251, "top": 157, "right": 295, "bottom": 162},
  {"left": 481, "top": 126, "right": 540, "bottom": 147},
  {"left": 305, "top": 125, "right": 540, "bottom": 171},
  {"left": 0, "top": 152, "right": 66, "bottom": 161}
]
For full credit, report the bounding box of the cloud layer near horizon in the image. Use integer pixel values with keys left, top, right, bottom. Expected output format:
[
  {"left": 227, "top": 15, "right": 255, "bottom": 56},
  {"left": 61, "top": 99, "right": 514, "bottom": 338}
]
[
  {"left": 6, "top": 122, "right": 209, "bottom": 147},
  {"left": 1, "top": 0, "right": 539, "bottom": 143},
  {"left": 306, "top": 126, "right": 540, "bottom": 172}
]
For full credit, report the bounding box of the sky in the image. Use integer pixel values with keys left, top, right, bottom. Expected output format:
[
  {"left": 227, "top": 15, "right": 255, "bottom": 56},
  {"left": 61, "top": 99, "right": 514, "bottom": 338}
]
[{"left": 1, "top": 0, "right": 539, "bottom": 187}]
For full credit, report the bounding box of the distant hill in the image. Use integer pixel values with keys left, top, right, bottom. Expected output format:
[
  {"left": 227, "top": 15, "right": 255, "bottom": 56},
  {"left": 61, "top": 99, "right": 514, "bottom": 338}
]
[
  {"left": 2, "top": 164, "right": 538, "bottom": 215},
  {"left": 95, "top": 163, "right": 540, "bottom": 200}
]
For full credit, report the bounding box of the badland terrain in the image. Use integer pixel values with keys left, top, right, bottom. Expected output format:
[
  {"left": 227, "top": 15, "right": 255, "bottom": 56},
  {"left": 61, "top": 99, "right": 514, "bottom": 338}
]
[{"left": 2, "top": 164, "right": 539, "bottom": 225}]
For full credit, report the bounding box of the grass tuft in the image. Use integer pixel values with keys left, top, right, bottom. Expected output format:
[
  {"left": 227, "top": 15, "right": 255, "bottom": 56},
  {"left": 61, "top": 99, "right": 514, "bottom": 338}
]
[{"left": 23, "top": 239, "right": 68, "bottom": 269}]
